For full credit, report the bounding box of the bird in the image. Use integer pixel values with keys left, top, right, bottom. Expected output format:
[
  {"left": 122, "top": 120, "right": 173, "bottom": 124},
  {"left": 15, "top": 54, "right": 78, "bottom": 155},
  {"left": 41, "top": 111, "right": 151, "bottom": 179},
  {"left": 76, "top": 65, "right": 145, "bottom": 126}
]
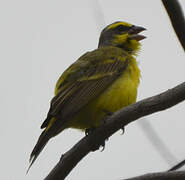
[{"left": 28, "top": 21, "right": 146, "bottom": 171}]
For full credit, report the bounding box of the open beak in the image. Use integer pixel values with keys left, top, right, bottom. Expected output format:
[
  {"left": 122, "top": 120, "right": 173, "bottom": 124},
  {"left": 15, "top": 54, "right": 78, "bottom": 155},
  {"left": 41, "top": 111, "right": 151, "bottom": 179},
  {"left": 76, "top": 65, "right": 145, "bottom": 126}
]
[{"left": 129, "top": 26, "right": 146, "bottom": 41}]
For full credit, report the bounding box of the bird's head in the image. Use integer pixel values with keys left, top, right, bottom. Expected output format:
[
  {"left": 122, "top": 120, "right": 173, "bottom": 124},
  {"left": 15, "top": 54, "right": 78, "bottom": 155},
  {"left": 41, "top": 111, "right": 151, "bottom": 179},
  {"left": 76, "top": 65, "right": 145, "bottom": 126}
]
[{"left": 98, "top": 21, "right": 146, "bottom": 55}]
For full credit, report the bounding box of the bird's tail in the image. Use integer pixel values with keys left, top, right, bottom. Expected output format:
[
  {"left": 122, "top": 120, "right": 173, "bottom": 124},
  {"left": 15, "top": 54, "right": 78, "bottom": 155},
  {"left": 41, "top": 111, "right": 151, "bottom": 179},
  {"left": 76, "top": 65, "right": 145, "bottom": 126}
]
[{"left": 27, "top": 130, "right": 50, "bottom": 173}]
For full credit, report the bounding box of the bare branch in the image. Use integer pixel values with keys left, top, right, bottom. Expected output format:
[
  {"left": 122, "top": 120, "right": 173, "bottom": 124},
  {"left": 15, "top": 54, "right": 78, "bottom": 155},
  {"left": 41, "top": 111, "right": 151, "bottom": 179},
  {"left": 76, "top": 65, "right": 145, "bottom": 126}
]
[
  {"left": 162, "top": 0, "right": 185, "bottom": 51},
  {"left": 123, "top": 171, "right": 185, "bottom": 180},
  {"left": 44, "top": 82, "right": 185, "bottom": 180}
]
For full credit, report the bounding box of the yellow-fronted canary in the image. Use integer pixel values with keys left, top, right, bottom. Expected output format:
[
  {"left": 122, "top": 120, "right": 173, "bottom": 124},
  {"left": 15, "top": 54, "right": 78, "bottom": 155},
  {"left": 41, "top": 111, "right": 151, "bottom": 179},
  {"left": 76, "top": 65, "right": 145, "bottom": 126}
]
[{"left": 28, "top": 21, "right": 146, "bottom": 170}]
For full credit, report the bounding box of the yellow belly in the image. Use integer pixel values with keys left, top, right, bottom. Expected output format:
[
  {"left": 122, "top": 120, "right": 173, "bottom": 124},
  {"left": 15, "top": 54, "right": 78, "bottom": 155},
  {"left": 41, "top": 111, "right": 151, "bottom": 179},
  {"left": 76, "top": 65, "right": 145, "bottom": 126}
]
[{"left": 68, "top": 60, "right": 140, "bottom": 130}]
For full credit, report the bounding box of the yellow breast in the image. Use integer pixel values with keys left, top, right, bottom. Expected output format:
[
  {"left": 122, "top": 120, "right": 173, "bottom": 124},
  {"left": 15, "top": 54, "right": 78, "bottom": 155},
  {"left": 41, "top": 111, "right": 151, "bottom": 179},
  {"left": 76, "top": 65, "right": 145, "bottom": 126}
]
[{"left": 69, "top": 58, "right": 140, "bottom": 130}]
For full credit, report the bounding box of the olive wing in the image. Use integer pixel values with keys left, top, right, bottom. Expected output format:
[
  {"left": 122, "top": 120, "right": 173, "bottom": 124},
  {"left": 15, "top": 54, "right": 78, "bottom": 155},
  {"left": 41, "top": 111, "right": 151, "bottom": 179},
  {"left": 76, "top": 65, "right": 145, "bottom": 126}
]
[{"left": 41, "top": 57, "right": 129, "bottom": 129}]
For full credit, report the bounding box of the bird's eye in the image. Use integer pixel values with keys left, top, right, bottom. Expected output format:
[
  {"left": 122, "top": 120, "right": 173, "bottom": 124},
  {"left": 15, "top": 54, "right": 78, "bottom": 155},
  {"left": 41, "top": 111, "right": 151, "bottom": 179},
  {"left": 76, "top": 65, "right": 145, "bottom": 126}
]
[{"left": 116, "top": 25, "right": 131, "bottom": 32}]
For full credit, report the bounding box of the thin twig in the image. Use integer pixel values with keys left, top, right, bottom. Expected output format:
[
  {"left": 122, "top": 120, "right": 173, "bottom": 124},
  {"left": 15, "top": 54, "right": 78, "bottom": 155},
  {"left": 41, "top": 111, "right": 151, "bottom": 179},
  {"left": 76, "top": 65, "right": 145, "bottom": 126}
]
[
  {"left": 168, "top": 159, "right": 185, "bottom": 171},
  {"left": 138, "top": 119, "right": 177, "bottom": 166},
  {"left": 44, "top": 82, "right": 185, "bottom": 180},
  {"left": 162, "top": 0, "right": 185, "bottom": 51},
  {"left": 123, "top": 170, "right": 185, "bottom": 180},
  {"left": 90, "top": 0, "right": 106, "bottom": 32}
]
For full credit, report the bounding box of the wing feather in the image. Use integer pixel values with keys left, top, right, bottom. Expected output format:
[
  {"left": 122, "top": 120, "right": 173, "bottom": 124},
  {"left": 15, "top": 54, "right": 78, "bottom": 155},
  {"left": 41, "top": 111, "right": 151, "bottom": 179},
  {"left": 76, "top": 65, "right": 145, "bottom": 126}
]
[{"left": 41, "top": 56, "right": 129, "bottom": 129}]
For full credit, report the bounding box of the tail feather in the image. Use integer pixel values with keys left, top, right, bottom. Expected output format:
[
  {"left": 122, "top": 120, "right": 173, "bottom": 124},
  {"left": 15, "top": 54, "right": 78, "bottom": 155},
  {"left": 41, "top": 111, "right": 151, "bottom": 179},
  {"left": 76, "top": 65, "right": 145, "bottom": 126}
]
[{"left": 27, "top": 130, "right": 50, "bottom": 173}]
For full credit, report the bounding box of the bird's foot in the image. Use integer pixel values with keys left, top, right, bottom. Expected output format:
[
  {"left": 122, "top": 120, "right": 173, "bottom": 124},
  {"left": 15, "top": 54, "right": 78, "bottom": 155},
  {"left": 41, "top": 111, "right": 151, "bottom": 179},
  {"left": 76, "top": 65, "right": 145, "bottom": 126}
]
[
  {"left": 121, "top": 126, "right": 125, "bottom": 135},
  {"left": 99, "top": 137, "right": 109, "bottom": 152},
  {"left": 103, "top": 109, "right": 113, "bottom": 117},
  {"left": 102, "top": 110, "right": 113, "bottom": 124},
  {"left": 85, "top": 127, "right": 108, "bottom": 152},
  {"left": 91, "top": 139, "right": 108, "bottom": 152},
  {"left": 100, "top": 141, "right": 105, "bottom": 152},
  {"left": 85, "top": 127, "right": 96, "bottom": 136}
]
